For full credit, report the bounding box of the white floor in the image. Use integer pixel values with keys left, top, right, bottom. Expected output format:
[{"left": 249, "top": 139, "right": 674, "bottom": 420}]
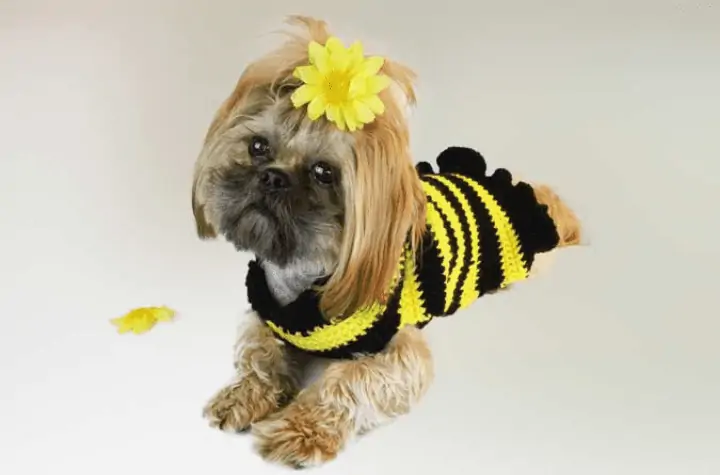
[{"left": 2, "top": 1, "right": 719, "bottom": 474}]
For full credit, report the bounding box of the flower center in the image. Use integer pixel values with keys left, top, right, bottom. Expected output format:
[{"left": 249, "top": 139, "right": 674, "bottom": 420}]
[{"left": 324, "top": 70, "right": 351, "bottom": 104}]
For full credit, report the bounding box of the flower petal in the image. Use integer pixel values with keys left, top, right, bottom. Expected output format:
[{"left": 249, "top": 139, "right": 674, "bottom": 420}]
[
  {"left": 326, "top": 103, "right": 339, "bottom": 122},
  {"left": 348, "top": 41, "right": 364, "bottom": 69},
  {"left": 362, "top": 95, "right": 386, "bottom": 115},
  {"left": 343, "top": 103, "right": 359, "bottom": 131},
  {"left": 357, "top": 56, "right": 385, "bottom": 77},
  {"left": 326, "top": 104, "right": 345, "bottom": 130},
  {"left": 327, "top": 37, "right": 351, "bottom": 71},
  {"left": 326, "top": 37, "right": 345, "bottom": 53},
  {"left": 348, "top": 76, "right": 369, "bottom": 98},
  {"left": 308, "top": 41, "right": 330, "bottom": 74},
  {"left": 291, "top": 85, "right": 319, "bottom": 108},
  {"left": 330, "top": 48, "right": 351, "bottom": 71},
  {"left": 367, "top": 74, "right": 391, "bottom": 94},
  {"left": 294, "top": 65, "right": 322, "bottom": 85},
  {"left": 352, "top": 100, "right": 375, "bottom": 124},
  {"left": 307, "top": 94, "right": 328, "bottom": 120},
  {"left": 154, "top": 307, "right": 175, "bottom": 322}
]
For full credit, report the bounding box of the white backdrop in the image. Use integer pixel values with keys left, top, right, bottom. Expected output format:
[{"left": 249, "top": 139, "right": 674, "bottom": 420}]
[{"left": 1, "top": 1, "right": 718, "bottom": 474}]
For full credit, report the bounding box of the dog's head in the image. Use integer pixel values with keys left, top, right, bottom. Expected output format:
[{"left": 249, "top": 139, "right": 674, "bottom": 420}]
[{"left": 192, "top": 16, "right": 426, "bottom": 317}]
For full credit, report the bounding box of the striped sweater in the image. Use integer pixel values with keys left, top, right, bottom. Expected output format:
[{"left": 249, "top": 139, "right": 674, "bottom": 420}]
[{"left": 246, "top": 146, "right": 561, "bottom": 359}]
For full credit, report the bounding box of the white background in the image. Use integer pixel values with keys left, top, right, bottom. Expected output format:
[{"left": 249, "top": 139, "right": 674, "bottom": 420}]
[{"left": 1, "top": 1, "right": 719, "bottom": 474}]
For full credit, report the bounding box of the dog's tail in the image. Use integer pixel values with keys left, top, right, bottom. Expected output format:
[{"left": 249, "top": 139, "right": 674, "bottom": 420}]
[{"left": 532, "top": 184, "right": 582, "bottom": 247}]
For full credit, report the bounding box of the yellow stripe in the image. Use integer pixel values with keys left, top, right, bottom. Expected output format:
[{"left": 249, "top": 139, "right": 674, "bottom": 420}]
[
  {"left": 267, "top": 253, "right": 406, "bottom": 352},
  {"left": 424, "top": 201, "right": 452, "bottom": 286},
  {"left": 429, "top": 175, "right": 481, "bottom": 309},
  {"left": 421, "top": 180, "right": 466, "bottom": 312},
  {"left": 399, "top": 247, "right": 431, "bottom": 326},
  {"left": 453, "top": 175, "right": 529, "bottom": 286},
  {"left": 266, "top": 303, "right": 386, "bottom": 352}
]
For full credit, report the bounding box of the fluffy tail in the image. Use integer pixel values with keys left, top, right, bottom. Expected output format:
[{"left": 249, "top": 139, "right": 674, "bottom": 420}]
[{"left": 531, "top": 185, "right": 582, "bottom": 247}]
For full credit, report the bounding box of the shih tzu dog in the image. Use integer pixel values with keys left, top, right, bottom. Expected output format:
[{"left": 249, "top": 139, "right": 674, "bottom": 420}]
[{"left": 192, "top": 16, "right": 581, "bottom": 467}]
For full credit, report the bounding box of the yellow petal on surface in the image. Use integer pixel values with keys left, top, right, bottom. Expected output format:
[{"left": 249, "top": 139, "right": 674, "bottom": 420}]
[
  {"left": 357, "top": 56, "right": 385, "bottom": 77},
  {"left": 152, "top": 306, "right": 175, "bottom": 322},
  {"left": 111, "top": 316, "right": 131, "bottom": 334},
  {"left": 352, "top": 100, "right": 375, "bottom": 124},
  {"left": 367, "top": 74, "right": 392, "bottom": 94},
  {"left": 308, "top": 41, "right": 329, "bottom": 74},
  {"left": 307, "top": 94, "right": 328, "bottom": 120},
  {"left": 110, "top": 306, "right": 175, "bottom": 335},
  {"left": 291, "top": 85, "right": 319, "bottom": 108},
  {"left": 293, "top": 65, "right": 322, "bottom": 85},
  {"left": 362, "top": 95, "right": 386, "bottom": 115}
]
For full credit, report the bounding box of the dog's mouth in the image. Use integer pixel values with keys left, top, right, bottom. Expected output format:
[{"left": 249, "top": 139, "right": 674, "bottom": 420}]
[
  {"left": 221, "top": 200, "right": 297, "bottom": 265},
  {"left": 238, "top": 201, "right": 275, "bottom": 221}
]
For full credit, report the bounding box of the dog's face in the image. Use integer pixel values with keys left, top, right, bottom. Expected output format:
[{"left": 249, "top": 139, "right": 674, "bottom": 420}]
[
  {"left": 192, "top": 17, "right": 427, "bottom": 317},
  {"left": 206, "top": 93, "right": 353, "bottom": 270}
]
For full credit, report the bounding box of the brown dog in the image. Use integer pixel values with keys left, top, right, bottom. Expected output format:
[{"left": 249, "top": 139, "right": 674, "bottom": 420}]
[{"left": 192, "top": 16, "right": 581, "bottom": 468}]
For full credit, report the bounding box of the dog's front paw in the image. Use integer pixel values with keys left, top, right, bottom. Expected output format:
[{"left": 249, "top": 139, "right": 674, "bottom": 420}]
[
  {"left": 252, "top": 402, "right": 352, "bottom": 468},
  {"left": 203, "top": 374, "right": 286, "bottom": 432}
]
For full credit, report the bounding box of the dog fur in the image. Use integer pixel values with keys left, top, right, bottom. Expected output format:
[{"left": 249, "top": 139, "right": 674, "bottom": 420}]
[{"left": 194, "top": 16, "right": 582, "bottom": 467}]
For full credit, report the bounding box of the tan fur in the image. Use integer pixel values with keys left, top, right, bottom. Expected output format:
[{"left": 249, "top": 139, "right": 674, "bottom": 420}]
[
  {"left": 203, "top": 313, "right": 297, "bottom": 431},
  {"left": 531, "top": 184, "right": 582, "bottom": 246},
  {"left": 321, "top": 77, "right": 426, "bottom": 317},
  {"left": 251, "top": 326, "right": 433, "bottom": 467}
]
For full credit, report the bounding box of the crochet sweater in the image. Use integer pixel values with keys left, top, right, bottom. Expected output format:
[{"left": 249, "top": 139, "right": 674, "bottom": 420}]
[{"left": 246, "top": 146, "right": 561, "bottom": 359}]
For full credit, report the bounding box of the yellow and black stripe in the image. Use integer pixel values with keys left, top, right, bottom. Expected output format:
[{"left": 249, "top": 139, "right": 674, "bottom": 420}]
[{"left": 247, "top": 146, "right": 561, "bottom": 359}]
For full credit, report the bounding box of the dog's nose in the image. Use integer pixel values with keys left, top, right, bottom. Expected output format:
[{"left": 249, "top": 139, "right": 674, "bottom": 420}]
[{"left": 259, "top": 168, "right": 291, "bottom": 190}]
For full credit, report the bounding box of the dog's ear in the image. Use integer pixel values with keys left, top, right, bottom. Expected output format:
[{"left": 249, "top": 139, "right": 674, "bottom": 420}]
[
  {"left": 191, "top": 184, "right": 216, "bottom": 239},
  {"left": 191, "top": 70, "right": 259, "bottom": 240},
  {"left": 320, "top": 61, "right": 427, "bottom": 318}
]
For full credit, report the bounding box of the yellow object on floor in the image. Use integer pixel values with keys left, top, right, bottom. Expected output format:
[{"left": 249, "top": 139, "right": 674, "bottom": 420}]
[{"left": 110, "top": 306, "right": 175, "bottom": 334}]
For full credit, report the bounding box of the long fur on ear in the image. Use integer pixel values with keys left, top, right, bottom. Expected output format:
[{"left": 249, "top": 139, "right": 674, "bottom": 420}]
[
  {"left": 191, "top": 16, "right": 330, "bottom": 239},
  {"left": 320, "top": 62, "right": 427, "bottom": 318}
]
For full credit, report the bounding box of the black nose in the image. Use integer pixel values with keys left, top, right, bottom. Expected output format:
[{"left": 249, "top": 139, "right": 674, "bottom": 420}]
[{"left": 259, "top": 168, "right": 291, "bottom": 190}]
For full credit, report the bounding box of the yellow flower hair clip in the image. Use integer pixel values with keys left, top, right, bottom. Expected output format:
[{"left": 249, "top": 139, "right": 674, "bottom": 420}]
[{"left": 291, "top": 37, "right": 391, "bottom": 132}]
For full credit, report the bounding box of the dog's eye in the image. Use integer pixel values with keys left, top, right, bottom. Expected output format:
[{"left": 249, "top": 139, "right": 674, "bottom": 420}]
[
  {"left": 311, "top": 161, "right": 335, "bottom": 185},
  {"left": 248, "top": 136, "right": 270, "bottom": 158}
]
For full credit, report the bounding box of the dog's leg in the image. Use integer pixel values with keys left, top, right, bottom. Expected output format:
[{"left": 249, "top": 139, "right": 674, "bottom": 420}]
[
  {"left": 203, "top": 312, "right": 297, "bottom": 431},
  {"left": 252, "top": 326, "right": 434, "bottom": 467}
]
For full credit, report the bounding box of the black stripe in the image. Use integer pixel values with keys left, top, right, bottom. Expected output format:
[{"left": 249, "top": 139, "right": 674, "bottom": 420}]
[
  {"left": 248, "top": 256, "right": 402, "bottom": 360},
  {"left": 416, "top": 231, "right": 447, "bottom": 317},
  {"left": 246, "top": 260, "right": 331, "bottom": 334},
  {"left": 448, "top": 177, "right": 504, "bottom": 295},
  {"left": 484, "top": 171, "right": 560, "bottom": 267},
  {"left": 423, "top": 190, "right": 458, "bottom": 311},
  {"left": 423, "top": 176, "right": 473, "bottom": 315}
]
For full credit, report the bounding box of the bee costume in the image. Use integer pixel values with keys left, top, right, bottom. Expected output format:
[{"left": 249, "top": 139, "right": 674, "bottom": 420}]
[{"left": 245, "top": 146, "right": 561, "bottom": 359}]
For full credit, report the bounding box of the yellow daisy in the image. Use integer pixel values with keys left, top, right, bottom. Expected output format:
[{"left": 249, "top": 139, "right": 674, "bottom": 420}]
[
  {"left": 291, "top": 37, "right": 391, "bottom": 132},
  {"left": 110, "top": 306, "right": 175, "bottom": 335}
]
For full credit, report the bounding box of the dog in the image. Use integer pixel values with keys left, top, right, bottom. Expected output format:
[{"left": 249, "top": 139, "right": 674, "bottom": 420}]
[{"left": 192, "top": 16, "right": 582, "bottom": 467}]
